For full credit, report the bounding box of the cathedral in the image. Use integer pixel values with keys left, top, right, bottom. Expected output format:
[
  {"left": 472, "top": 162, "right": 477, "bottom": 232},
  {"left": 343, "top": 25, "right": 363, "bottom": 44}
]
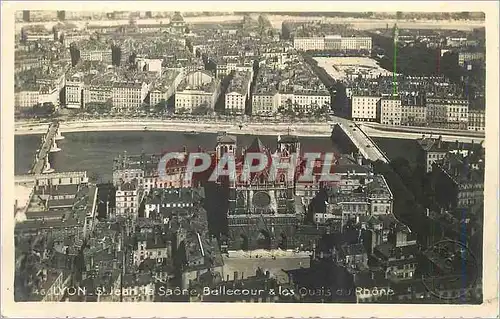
[{"left": 215, "top": 132, "right": 305, "bottom": 250}]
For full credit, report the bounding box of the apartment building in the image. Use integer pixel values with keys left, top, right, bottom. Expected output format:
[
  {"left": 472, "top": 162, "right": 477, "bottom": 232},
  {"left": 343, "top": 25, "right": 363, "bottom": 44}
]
[
  {"left": 261, "top": 51, "right": 293, "bottom": 70},
  {"left": 379, "top": 98, "right": 402, "bottom": 126},
  {"left": 430, "top": 151, "right": 484, "bottom": 209},
  {"left": 62, "top": 32, "right": 91, "bottom": 48},
  {"left": 341, "top": 37, "right": 372, "bottom": 51},
  {"left": 252, "top": 91, "right": 281, "bottom": 116},
  {"left": 426, "top": 98, "right": 469, "bottom": 130},
  {"left": 175, "top": 70, "right": 220, "bottom": 113},
  {"left": 458, "top": 51, "right": 485, "bottom": 67},
  {"left": 133, "top": 233, "right": 171, "bottom": 266},
  {"left": 22, "top": 29, "right": 54, "bottom": 42},
  {"left": 417, "top": 136, "right": 449, "bottom": 173},
  {"left": 84, "top": 83, "right": 113, "bottom": 107},
  {"left": 401, "top": 104, "right": 427, "bottom": 126},
  {"left": 144, "top": 188, "right": 199, "bottom": 219},
  {"left": 80, "top": 48, "right": 112, "bottom": 64},
  {"left": 216, "top": 58, "right": 254, "bottom": 78},
  {"left": 225, "top": 71, "right": 252, "bottom": 115},
  {"left": 35, "top": 68, "right": 67, "bottom": 96},
  {"left": 15, "top": 55, "right": 45, "bottom": 72},
  {"left": 325, "top": 35, "right": 342, "bottom": 50},
  {"left": 65, "top": 73, "right": 85, "bottom": 108},
  {"left": 293, "top": 37, "right": 325, "bottom": 51},
  {"left": 38, "top": 84, "right": 60, "bottom": 107},
  {"left": 15, "top": 84, "right": 40, "bottom": 109},
  {"left": 112, "top": 81, "right": 150, "bottom": 111},
  {"left": 290, "top": 92, "right": 331, "bottom": 113},
  {"left": 115, "top": 179, "right": 142, "bottom": 219},
  {"left": 136, "top": 58, "right": 163, "bottom": 76},
  {"left": 446, "top": 37, "right": 467, "bottom": 47},
  {"left": 113, "top": 152, "right": 191, "bottom": 196},
  {"left": 468, "top": 108, "right": 485, "bottom": 132},
  {"left": 351, "top": 96, "right": 381, "bottom": 122},
  {"left": 149, "top": 69, "right": 184, "bottom": 108},
  {"left": 293, "top": 35, "right": 372, "bottom": 52},
  {"left": 318, "top": 174, "right": 393, "bottom": 226}
]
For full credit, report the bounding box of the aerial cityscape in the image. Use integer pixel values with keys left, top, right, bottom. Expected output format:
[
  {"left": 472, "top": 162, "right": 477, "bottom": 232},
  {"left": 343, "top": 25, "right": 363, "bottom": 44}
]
[{"left": 13, "top": 10, "right": 486, "bottom": 304}]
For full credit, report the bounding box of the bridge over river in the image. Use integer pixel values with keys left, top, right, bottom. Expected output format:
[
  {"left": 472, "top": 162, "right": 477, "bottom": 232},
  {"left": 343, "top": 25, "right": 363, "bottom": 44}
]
[{"left": 29, "top": 121, "right": 64, "bottom": 175}]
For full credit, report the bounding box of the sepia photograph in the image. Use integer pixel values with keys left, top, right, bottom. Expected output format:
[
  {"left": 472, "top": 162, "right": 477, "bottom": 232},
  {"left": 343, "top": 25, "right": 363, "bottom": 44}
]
[{"left": 1, "top": 1, "right": 498, "bottom": 318}]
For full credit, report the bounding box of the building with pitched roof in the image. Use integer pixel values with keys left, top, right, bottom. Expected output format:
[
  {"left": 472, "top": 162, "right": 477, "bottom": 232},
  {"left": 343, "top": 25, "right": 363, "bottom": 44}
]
[
  {"left": 115, "top": 178, "right": 142, "bottom": 219},
  {"left": 149, "top": 69, "right": 185, "bottom": 108},
  {"left": 133, "top": 232, "right": 172, "bottom": 267},
  {"left": 417, "top": 135, "right": 450, "bottom": 173},
  {"left": 430, "top": 150, "right": 484, "bottom": 210},
  {"left": 426, "top": 97, "right": 469, "bottom": 130},
  {"left": 224, "top": 70, "right": 252, "bottom": 115},
  {"left": 144, "top": 187, "right": 204, "bottom": 219},
  {"left": 175, "top": 70, "right": 221, "bottom": 113}
]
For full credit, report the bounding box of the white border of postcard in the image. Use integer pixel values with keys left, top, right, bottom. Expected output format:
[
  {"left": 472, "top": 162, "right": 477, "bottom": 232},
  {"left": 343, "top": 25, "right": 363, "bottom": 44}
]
[{"left": 2, "top": 1, "right": 498, "bottom": 318}]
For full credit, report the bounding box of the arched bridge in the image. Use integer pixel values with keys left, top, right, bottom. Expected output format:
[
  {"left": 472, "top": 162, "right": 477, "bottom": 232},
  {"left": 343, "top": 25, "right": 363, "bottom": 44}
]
[{"left": 30, "top": 121, "right": 64, "bottom": 175}]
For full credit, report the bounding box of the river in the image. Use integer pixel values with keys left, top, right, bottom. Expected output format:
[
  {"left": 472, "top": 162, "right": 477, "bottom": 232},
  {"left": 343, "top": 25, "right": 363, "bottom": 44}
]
[
  {"left": 15, "top": 14, "right": 483, "bottom": 32},
  {"left": 15, "top": 131, "right": 419, "bottom": 182},
  {"left": 14, "top": 131, "right": 344, "bottom": 182}
]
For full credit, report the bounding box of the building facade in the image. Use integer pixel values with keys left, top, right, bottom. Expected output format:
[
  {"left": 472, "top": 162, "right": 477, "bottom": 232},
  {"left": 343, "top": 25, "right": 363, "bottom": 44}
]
[
  {"left": 400, "top": 104, "right": 427, "bottom": 126},
  {"left": 251, "top": 92, "right": 281, "bottom": 116},
  {"left": 175, "top": 70, "right": 220, "bottom": 113},
  {"left": 379, "top": 98, "right": 402, "bottom": 126},
  {"left": 426, "top": 98, "right": 469, "bottom": 130},
  {"left": 417, "top": 136, "right": 449, "bottom": 173},
  {"left": 458, "top": 51, "right": 485, "bottom": 66},
  {"left": 225, "top": 71, "right": 252, "bottom": 115},
  {"left": 293, "top": 37, "right": 325, "bottom": 51},
  {"left": 292, "top": 36, "right": 372, "bottom": 52},
  {"left": 467, "top": 108, "right": 485, "bottom": 132},
  {"left": 149, "top": 70, "right": 184, "bottom": 108},
  {"left": 115, "top": 179, "right": 142, "bottom": 219},
  {"left": 15, "top": 87, "right": 40, "bottom": 109},
  {"left": 65, "top": 74, "right": 85, "bottom": 109},
  {"left": 112, "top": 81, "right": 149, "bottom": 111},
  {"left": 351, "top": 96, "right": 381, "bottom": 122},
  {"left": 217, "top": 134, "right": 304, "bottom": 250}
]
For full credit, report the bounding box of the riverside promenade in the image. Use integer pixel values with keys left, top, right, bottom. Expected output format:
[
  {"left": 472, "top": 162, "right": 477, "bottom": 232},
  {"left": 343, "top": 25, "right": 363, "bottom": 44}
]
[{"left": 15, "top": 119, "right": 335, "bottom": 137}]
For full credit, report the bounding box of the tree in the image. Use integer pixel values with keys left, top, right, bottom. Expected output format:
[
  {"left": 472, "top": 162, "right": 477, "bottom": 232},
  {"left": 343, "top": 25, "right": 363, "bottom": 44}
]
[
  {"left": 281, "top": 99, "right": 295, "bottom": 117},
  {"left": 459, "top": 12, "right": 470, "bottom": 20},
  {"left": 396, "top": 11, "right": 403, "bottom": 20},
  {"left": 85, "top": 102, "right": 112, "bottom": 114},
  {"left": 176, "top": 107, "right": 188, "bottom": 115},
  {"left": 32, "top": 102, "right": 56, "bottom": 117},
  {"left": 129, "top": 53, "right": 137, "bottom": 65},
  {"left": 192, "top": 103, "right": 211, "bottom": 115},
  {"left": 313, "top": 102, "right": 330, "bottom": 117},
  {"left": 111, "top": 45, "right": 122, "bottom": 66},
  {"left": 152, "top": 99, "right": 167, "bottom": 113},
  {"left": 441, "top": 51, "right": 464, "bottom": 84},
  {"left": 69, "top": 44, "right": 80, "bottom": 67}
]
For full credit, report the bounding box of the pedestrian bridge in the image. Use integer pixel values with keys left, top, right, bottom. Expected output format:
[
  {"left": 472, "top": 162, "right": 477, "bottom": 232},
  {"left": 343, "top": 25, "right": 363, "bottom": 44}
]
[{"left": 30, "top": 121, "right": 64, "bottom": 175}]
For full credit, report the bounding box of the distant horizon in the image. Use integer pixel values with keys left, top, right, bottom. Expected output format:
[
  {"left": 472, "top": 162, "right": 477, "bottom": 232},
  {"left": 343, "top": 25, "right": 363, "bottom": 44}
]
[{"left": 16, "top": 10, "right": 486, "bottom": 17}]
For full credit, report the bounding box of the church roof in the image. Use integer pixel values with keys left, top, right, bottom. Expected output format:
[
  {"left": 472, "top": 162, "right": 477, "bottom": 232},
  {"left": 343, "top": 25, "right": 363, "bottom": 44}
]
[
  {"left": 246, "top": 137, "right": 268, "bottom": 154},
  {"left": 278, "top": 133, "right": 299, "bottom": 144},
  {"left": 171, "top": 12, "right": 185, "bottom": 23}
]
